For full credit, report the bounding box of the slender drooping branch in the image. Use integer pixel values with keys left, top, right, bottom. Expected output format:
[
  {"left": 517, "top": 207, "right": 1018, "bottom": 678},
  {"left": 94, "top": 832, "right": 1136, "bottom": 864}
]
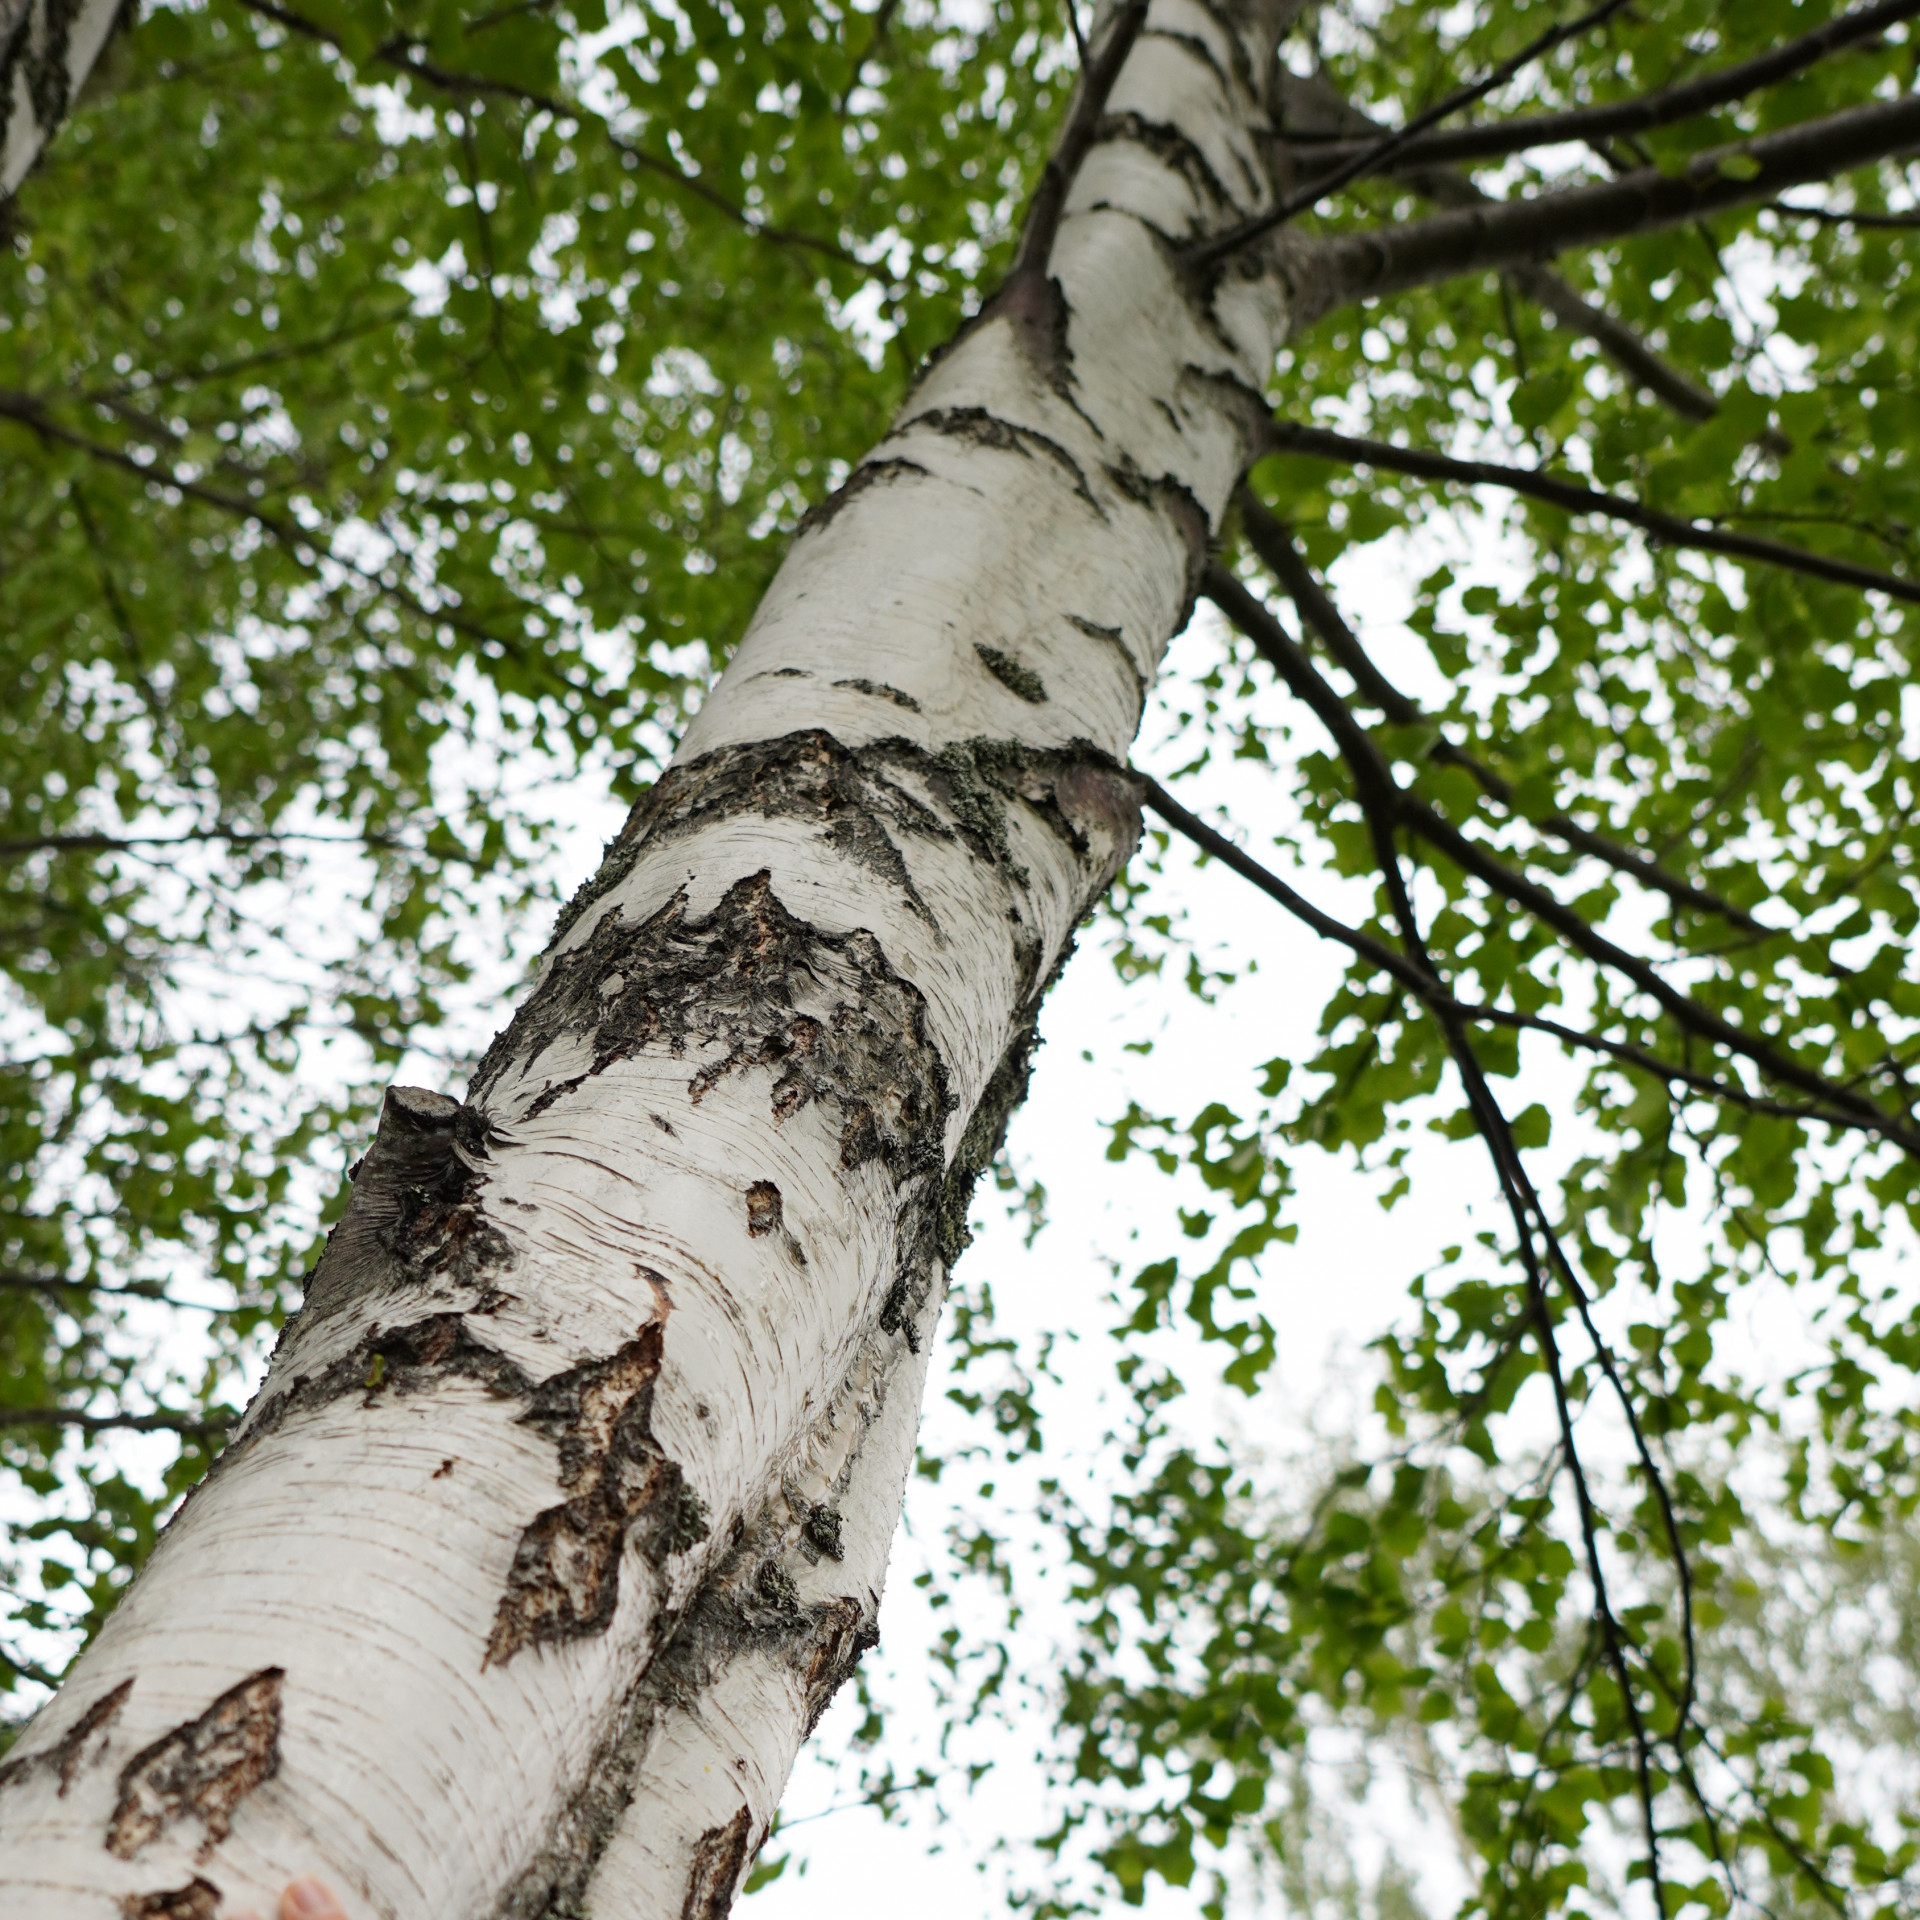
[
  {"left": 1139, "top": 780, "right": 1877, "bottom": 1139},
  {"left": 1193, "top": 0, "right": 1634, "bottom": 264},
  {"left": 0, "top": 388, "right": 536, "bottom": 660},
  {"left": 1287, "top": 89, "right": 1920, "bottom": 318},
  {"left": 236, "top": 0, "right": 858, "bottom": 264},
  {"left": 0, "top": 1407, "right": 236, "bottom": 1436},
  {"left": 1270, "top": 68, "right": 1718, "bottom": 421},
  {"left": 0, "top": 1273, "right": 235, "bottom": 1312},
  {"left": 1259, "top": 419, "right": 1920, "bottom": 605},
  {"left": 1234, "top": 492, "right": 1771, "bottom": 940},
  {"left": 1201, "top": 563, "right": 1920, "bottom": 1154},
  {"left": 1292, "top": 0, "right": 1920, "bottom": 173},
  {"left": 1774, "top": 197, "right": 1920, "bottom": 228}
]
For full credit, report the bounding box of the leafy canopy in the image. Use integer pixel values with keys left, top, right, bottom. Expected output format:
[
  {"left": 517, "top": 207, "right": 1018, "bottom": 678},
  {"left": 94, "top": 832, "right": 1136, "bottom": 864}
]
[{"left": 8, "top": 0, "right": 1920, "bottom": 1916}]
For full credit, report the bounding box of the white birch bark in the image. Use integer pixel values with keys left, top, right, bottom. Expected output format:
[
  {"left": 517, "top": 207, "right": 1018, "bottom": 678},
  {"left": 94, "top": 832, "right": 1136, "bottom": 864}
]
[
  {"left": 0, "top": 2, "right": 1309, "bottom": 1912},
  {"left": 0, "top": 0, "right": 122, "bottom": 197}
]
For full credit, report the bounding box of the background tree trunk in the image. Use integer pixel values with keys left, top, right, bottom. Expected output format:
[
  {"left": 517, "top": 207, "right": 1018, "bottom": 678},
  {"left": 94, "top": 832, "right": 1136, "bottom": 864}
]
[
  {"left": 1, "top": 0, "right": 123, "bottom": 197},
  {"left": 0, "top": 0, "right": 1304, "bottom": 1911}
]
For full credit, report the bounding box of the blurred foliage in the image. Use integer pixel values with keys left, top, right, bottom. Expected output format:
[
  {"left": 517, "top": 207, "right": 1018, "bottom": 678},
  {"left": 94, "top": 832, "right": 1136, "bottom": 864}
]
[{"left": 9, "top": 0, "right": 1920, "bottom": 1917}]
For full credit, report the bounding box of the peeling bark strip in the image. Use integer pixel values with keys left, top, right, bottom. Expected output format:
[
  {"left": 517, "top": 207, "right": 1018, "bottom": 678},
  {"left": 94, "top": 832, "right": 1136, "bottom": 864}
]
[
  {"left": 488, "top": 1323, "right": 709, "bottom": 1665},
  {"left": 680, "top": 1805, "right": 754, "bottom": 1920},
  {"left": 106, "top": 1668, "right": 283, "bottom": 1860},
  {"left": 305, "top": 1084, "right": 513, "bottom": 1319}
]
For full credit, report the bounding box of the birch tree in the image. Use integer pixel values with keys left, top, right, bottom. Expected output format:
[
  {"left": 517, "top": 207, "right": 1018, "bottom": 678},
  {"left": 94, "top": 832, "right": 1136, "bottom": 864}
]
[{"left": 6, "top": 0, "right": 1920, "bottom": 1916}]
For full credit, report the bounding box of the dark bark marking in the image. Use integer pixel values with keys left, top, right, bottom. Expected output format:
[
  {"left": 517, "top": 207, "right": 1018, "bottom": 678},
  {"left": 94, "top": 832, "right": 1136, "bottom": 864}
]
[
  {"left": 481, "top": 870, "right": 955, "bottom": 1191},
  {"left": 57, "top": 1674, "right": 132, "bottom": 1795},
  {"left": 800, "top": 1596, "right": 877, "bottom": 1732},
  {"left": 800, "top": 1503, "right": 844, "bottom": 1563},
  {"left": 434, "top": 1457, "right": 455, "bottom": 1478},
  {"left": 303, "top": 1085, "right": 514, "bottom": 1332},
  {"left": 120, "top": 1880, "right": 222, "bottom": 1920},
  {"left": 680, "top": 1803, "right": 754, "bottom": 1920},
  {"left": 0, "top": 1673, "right": 132, "bottom": 1798},
  {"left": 1095, "top": 109, "right": 1234, "bottom": 215},
  {"left": 1067, "top": 612, "right": 1149, "bottom": 702},
  {"left": 833, "top": 676, "right": 920, "bottom": 711},
  {"left": 898, "top": 404, "right": 1102, "bottom": 514},
  {"left": 543, "top": 730, "right": 955, "bottom": 949},
  {"left": 488, "top": 1490, "right": 884, "bottom": 1918},
  {"left": 1103, "top": 457, "right": 1212, "bottom": 613},
  {"left": 795, "top": 457, "right": 928, "bottom": 537},
  {"left": 745, "top": 1181, "right": 808, "bottom": 1265},
  {"left": 106, "top": 1668, "right": 283, "bottom": 1862},
  {"left": 486, "top": 1322, "right": 709, "bottom": 1666},
  {"left": 744, "top": 1181, "right": 782, "bottom": 1238},
  {"left": 1139, "top": 24, "right": 1229, "bottom": 91},
  {"left": 241, "top": 1310, "right": 535, "bottom": 1461},
  {"left": 974, "top": 644, "right": 1048, "bottom": 705}
]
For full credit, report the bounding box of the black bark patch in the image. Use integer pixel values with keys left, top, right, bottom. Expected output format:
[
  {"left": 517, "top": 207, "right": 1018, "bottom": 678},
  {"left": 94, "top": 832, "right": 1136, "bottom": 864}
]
[
  {"left": 899, "top": 405, "right": 1101, "bottom": 514},
  {"left": 106, "top": 1668, "right": 283, "bottom": 1862},
  {"left": 744, "top": 1181, "right": 783, "bottom": 1238},
  {"left": 800, "top": 1597, "right": 878, "bottom": 1732},
  {"left": 1140, "top": 23, "right": 1230, "bottom": 90},
  {"left": 543, "top": 730, "right": 955, "bottom": 948},
  {"left": 971, "top": 268, "right": 1085, "bottom": 411},
  {"left": 974, "top": 644, "right": 1048, "bottom": 705},
  {"left": 800, "top": 1504, "right": 844, "bottom": 1563},
  {"left": 833, "top": 677, "right": 920, "bottom": 711},
  {"left": 480, "top": 871, "right": 954, "bottom": 1190},
  {"left": 239, "top": 1310, "right": 536, "bottom": 1459},
  {"left": 120, "top": 1880, "right": 222, "bottom": 1920},
  {"left": 795, "top": 457, "right": 928, "bottom": 538},
  {"left": 0, "top": 1674, "right": 133, "bottom": 1798},
  {"left": 298, "top": 1085, "right": 514, "bottom": 1335},
  {"left": 680, "top": 1803, "right": 754, "bottom": 1920},
  {"left": 486, "top": 1322, "right": 708, "bottom": 1666},
  {"left": 1102, "top": 457, "right": 1213, "bottom": 611},
  {"left": 1095, "top": 109, "right": 1234, "bottom": 215},
  {"left": 1067, "top": 612, "right": 1149, "bottom": 702}
]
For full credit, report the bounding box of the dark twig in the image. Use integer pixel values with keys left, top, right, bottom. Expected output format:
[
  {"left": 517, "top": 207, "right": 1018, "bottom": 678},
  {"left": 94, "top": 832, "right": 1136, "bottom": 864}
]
[
  {"left": 237, "top": 0, "right": 857, "bottom": 264},
  {"left": 1291, "top": 0, "right": 1920, "bottom": 172},
  {"left": 0, "top": 1407, "right": 236, "bottom": 1436},
  {"left": 1200, "top": 564, "right": 1920, "bottom": 1154},
  {"left": 1287, "top": 89, "right": 1920, "bottom": 315},
  {"left": 0, "top": 1272, "right": 239, "bottom": 1313},
  {"left": 1773, "top": 197, "right": 1920, "bottom": 228},
  {"left": 1137, "top": 781, "right": 1873, "bottom": 1139},
  {"left": 1235, "top": 491, "right": 1773, "bottom": 941},
  {"left": 1193, "top": 0, "right": 1634, "bottom": 265},
  {"left": 1259, "top": 419, "right": 1920, "bottom": 606}
]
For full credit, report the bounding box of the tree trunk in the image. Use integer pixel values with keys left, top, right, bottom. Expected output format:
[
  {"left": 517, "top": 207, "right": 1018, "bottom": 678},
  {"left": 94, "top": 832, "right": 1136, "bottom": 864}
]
[
  {"left": 0, "top": 1, "right": 1301, "bottom": 1911},
  {"left": 1, "top": 0, "right": 122, "bottom": 197}
]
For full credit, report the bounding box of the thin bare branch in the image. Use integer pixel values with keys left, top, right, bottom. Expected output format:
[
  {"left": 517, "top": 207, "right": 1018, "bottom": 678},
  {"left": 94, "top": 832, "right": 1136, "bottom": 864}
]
[
  {"left": 1290, "top": 89, "right": 1920, "bottom": 317},
  {"left": 0, "top": 1406, "right": 236, "bottom": 1436},
  {"left": 1201, "top": 562, "right": 1920, "bottom": 1153},
  {"left": 1235, "top": 491, "right": 1772, "bottom": 939},
  {"left": 1295, "top": 0, "right": 1920, "bottom": 173},
  {"left": 237, "top": 0, "right": 858, "bottom": 264},
  {"left": 1194, "top": 0, "right": 1635, "bottom": 264},
  {"left": 1259, "top": 418, "right": 1920, "bottom": 604}
]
